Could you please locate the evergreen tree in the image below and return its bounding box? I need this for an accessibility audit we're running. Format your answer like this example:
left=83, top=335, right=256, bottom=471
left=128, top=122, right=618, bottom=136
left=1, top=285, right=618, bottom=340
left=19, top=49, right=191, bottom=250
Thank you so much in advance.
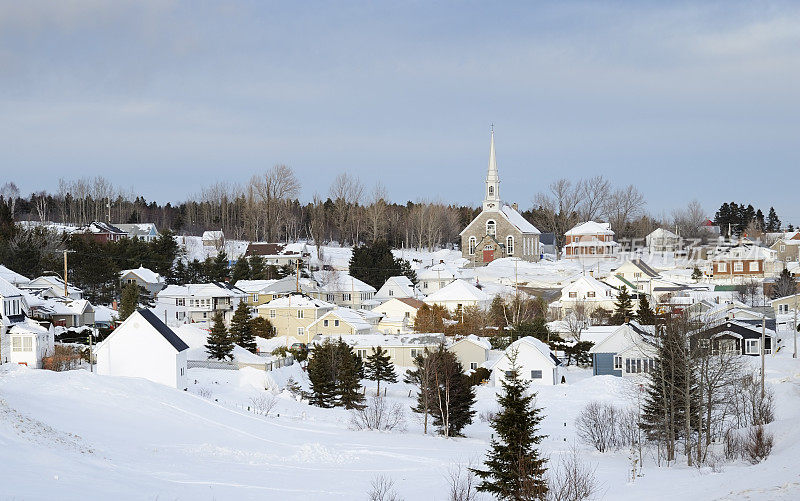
left=118, top=282, right=139, bottom=321
left=229, top=301, right=256, bottom=352
left=187, top=259, right=205, bottom=282
left=511, top=318, right=550, bottom=344
left=336, top=338, right=365, bottom=410
left=150, top=229, right=179, bottom=278
left=306, top=338, right=338, bottom=407
left=205, top=311, right=234, bottom=361
left=364, top=346, right=398, bottom=395
left=766, top=207, right=781, bottom=232
left=636, top=295, right=656, bottom=325
left=428, top=345, right=476, bottom=437
left=405, top=349, right=435, bottom=434
left=473, top=349, right=548, bottom=499
left=249, top=256, right=267, bottom=280
left=230, top=257, right=251, bottom=284
left=611, top=285, right=634, bottom=324
left=170, top=260, right=187, bottom=285
left=205, top=251, right=228, bottom=282
left=249, top=315, right=274, bottom=339
left=691, top=266, right=702, bottom=281
left=349, top=239, right=414, bottom=289
left=772, top=267, right=797, bottom=299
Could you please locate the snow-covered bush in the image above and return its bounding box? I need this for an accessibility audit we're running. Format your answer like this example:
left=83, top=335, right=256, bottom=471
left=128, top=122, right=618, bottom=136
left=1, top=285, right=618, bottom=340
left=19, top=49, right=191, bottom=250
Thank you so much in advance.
left=350, top=395, right=406, bottom=432
left=444, top=463, right=478, bottom=501
left=743, top=425, right=774, bottom=464
left=546, top=446, right=597, bottom=501
left=249, top=394, right=278, bottom=416
left=367, top=475, right=402, bottom=501
left=575, top=401, right=620, bottom=452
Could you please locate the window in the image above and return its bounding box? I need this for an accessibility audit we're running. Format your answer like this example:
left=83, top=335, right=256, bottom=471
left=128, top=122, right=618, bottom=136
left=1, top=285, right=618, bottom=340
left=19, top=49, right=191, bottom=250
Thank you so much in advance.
left=181, top=368, right=185, bottom=376
left=745, top=339, right=760, bottom=355
left=717, top=262, right=727, bottom=272
left=569, top=292, right=577, bottom=298
left=734, top=262, right=744, bottom=272
left=297, top=310, right=304, bottom=319
left=404, top=311, right=410, bottom=318
left=326, top=294, right=335, bottom=302
left=634, top=272, right=642, bottom=279
left=356, top=349, right=368, bottom=358
left=749, top=261, right=760, bottom=272
left=488, top=185, right=494, bottom=197
left=780, top=245, right=786, bottom=252
left=423, top=282, right=428, bottom=289
left=613, top=356, right=622, bottom=370
left=252, top=294, right=259, bottom=302
left=389, top=289, right=394, bottom=296
left=334, top=320, right=339, bottom=327
left=506, top=236, right=514, bottom=255
left=486, top=220, right=496, bottom=237
left=342, top=293, right=352, bottom=302
left=700, top=338, right=710, bottom=349
left=470, top=362, right=478, bottom=370
left=126, top=278, right=136, bottom=284
left=176, top=298, right=185, bottom=306
left=12, top=337, right=21, bottom=352
left=530, top=370, right=543, bottom=379
left=587, top=291, right=596, bottom=298
left=468, top=236, right=476, bottom=255
left=410, top=349, right=420, bottom=359
left=505, top=371, right=514, bottom=378
left=297, top=327, right=305, bottom=336
left=269, top=309, right=276, bottom=318
left=323, top=320, right=329, bottom=327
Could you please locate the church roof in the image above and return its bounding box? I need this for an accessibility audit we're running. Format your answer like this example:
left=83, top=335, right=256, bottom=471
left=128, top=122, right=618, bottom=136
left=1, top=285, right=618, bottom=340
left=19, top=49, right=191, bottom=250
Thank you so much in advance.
left=500, top=204, right=540, bottom=234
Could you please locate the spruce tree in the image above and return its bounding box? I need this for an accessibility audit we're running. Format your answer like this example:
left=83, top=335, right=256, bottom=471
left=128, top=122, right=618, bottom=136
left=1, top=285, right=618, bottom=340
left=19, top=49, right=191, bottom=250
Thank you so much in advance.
left=364, top=346, right=398, bottom=396
left=118, top=282, right=139, bottom=321
left=306, top=338, right=338, bottom=407
left=405, top=349, right=435, bottom=434
left=336, top=339, right=366, bottom=410
left=636, top=295, right=656, bottom=325
left=229, top=301, right=257, bottom=352
left=230, top=257, right=251, bottom=284
left=766, top=207, right=781, bottom=232
left=249, top=315, right=274, bottom=339
left=428, top=345, right=476, bottom=437
left=249, top=256, right=267, bottom=280
left=473, top=349, right=548, bottom=499
left=691, top=267, right=702, bottom=281
left=205, top=311, right=234, bottom=361
left=611, top=285, right=634, bottom=324
left=772, top=267, right=797, bottom=299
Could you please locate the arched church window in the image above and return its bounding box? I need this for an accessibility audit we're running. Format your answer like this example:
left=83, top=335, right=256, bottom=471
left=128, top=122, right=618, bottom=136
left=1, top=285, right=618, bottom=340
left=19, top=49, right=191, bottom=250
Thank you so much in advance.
left=486, top=220, right=496, bottom=237
left=468, top=236, right=476, bottom=255
left=488, top=186, right=494, bottom=197
left=506, top=236, right=514, bottom=255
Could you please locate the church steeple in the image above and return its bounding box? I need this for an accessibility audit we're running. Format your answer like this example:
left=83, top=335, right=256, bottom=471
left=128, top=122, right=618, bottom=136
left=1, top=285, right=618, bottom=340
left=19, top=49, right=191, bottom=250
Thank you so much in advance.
left=483, top=125, right=500, bottom=211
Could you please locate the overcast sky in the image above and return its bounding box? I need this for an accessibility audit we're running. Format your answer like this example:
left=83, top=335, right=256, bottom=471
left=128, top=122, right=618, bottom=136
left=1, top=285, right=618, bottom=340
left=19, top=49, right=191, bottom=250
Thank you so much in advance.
left=1, top=1, right=799, bottom=223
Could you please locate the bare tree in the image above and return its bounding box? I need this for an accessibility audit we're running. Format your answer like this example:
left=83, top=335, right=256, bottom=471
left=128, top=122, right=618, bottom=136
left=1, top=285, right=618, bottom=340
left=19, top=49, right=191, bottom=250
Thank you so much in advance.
left=308, top=193, right=327, bottom=258
left=329, top=172, right=364, bottom=245
left=251, top=164, right=301, bottom=241
left=546, top=446, right=597, bottom=501
left=367, top=475, right=403, bottom=501
left=603, top=185, right=645, bottom=236
left=349, top=395, right=407, bottom=431
left=577, top=175, right=610, bottom=221
left=445, top=462, right=479, bottom=501
left=534, top=179, right=581, bottom=251
left=365, top=182, right=388, bottom=243
left=0, top=182, right=20, bottom=218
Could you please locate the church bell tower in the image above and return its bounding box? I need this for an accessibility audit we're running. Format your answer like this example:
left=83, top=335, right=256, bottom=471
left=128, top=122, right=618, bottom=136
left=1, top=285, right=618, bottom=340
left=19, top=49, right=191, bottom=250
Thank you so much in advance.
left=483, top=126, right=500, bottom=212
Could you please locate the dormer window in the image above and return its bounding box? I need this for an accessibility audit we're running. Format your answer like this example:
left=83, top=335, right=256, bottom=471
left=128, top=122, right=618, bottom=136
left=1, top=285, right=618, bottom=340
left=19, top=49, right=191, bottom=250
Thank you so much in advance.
left=487, top=220, right=496, bottom=237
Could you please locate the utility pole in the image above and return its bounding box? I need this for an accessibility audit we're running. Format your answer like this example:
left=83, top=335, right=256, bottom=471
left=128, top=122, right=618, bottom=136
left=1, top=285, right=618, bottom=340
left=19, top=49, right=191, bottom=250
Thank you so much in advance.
left=88, top=331, right=93, bottom=373
left=514, top=257, right=519, bottom=300
left=794, top=293, right=798, bottom=359
left=63, top=250, right=68, bottom=298
left=295, top=259, right=300, bottom=293
left=761, top=315, right=766, bottom=399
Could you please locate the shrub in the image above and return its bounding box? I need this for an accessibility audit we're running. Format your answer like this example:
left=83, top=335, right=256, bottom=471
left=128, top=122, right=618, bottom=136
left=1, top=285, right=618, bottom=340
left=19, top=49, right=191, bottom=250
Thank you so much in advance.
left=445, top=463, right=478, bottom=501
left=249, top=394, right=278, bottom=416
left=468, top=367, right=491, bottom=386
left=43, top=344, right=82, bottom=372
left=575, top=401, right=620, bottom=452
left=547, top=446, right=597, bottom=501
left=743, top=425, right=774, bottom=464
left=350, top=395, right=407, bottom=432
left=367, top=475, right=402, bottom=501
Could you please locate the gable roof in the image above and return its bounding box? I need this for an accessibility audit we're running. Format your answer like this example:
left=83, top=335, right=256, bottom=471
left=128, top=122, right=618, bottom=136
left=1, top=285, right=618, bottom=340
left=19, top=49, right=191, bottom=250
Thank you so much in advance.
left=137, top=309, right=190, bottom=351
left=561, top=275, right=614, bottom=296
left=0, top=276, right=23, bottom=298
left=699, top=320, right=775, bottom=340
left=490, top=336, right=559, bottom=369
left=459, top=204, right=540, bottom=236
left=313, top=271, right=377, bottom=293
left=647, top=227, right=680, bottom=240
left=309, top=308, right=373, bottom=332
left=0, top=265, right=30, bottom=285
left=397, top=297, right=426, bottom=309
left=425, top=279, right=489, bottom=303
left=120, top=266, right=163, bottom=284
left=565, top=221, right=614, bottom=236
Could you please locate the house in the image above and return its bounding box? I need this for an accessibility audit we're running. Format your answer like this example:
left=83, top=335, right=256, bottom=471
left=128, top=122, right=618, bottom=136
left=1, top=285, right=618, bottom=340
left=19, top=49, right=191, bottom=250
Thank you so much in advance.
left=311, top=271, right=376, bottom=309
left=116, top=223, right=159, bottom=242
left=307, top=308, right=375, bottom=336
left=1, top=277, right=29, bottom=363
left=372, top=297, right=426, bottom=334
left=448, top=335, right=491, bottom=372
left=259, top=275, right=319, bottom=303
left=459, top=129, right=541, bottom=265
left=156, top=282, right=246, bottom=326
left=691, top=320, right=775, bottom=357
left=770, top=293, right=800, bottom=317
left=611, top=259, right=660, bottom=291
left=424, top=279, right=490, bottom=312
left=770, top=237, right=800, bottom=262
left=49, top=299, right=95, bottom=328
left=645, top=228, right=681, bottom=253
left=75, top=221, right=128, bottom=243
left=316, top=332, right=445, bottom=368
left=0, top=265, right=30, bottom=287
left=417, top=263, right=466, bottom=294
left=489, top=337, right=561, bottom=386
left=256, top=293, right=337, bottom=345
left=120, top=266, right=165, bottom=297
left=589, top=321, right=657, bottom=378
left=374, top=276, right=422, bottom=301
left=4, top=319, right=54, bottom=368
left=711, top=244, right=777, bottom=278
left=233, top=279, right=279, bottom=311
left=202, top=230, right=225, bottom=249
left=243, top=242, right=310, bottom=267
left=21, top=275, right=83, bottom=300
left=554, top=275, right=616, bottom=319
left=563, top=221, right=619, bottom=258
left=95, top=309, right=189, bottom=389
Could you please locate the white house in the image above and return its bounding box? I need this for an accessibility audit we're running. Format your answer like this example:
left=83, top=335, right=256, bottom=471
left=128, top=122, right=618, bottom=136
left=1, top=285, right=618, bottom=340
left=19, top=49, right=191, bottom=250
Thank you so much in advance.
left=95, top=309, right=189, bottom=389
left=646, top=228, right=681, bottom=253
left=588, top=321, right=657, bottom=378
left=489, top=336, right=561, bottom=386
left=21, top=275, right=83, bottom=300
left=374, top=276, right=422, bottom=301
left=120, top=266, right=165, bottom=297
left=424, top=279, right=490, bottom=312
left=156, top=282, right=246, bottom=326
left=311, top=271, right=377, bottom=309
left=372, top=297, right=426, bottom=334
left=555, top=275, right=616, bottom=319
left=6, top=319, right=54, bottom=368
left=448, top=335, right=491, bottom=372
left=116, top=223, right=159, bottom=242
left=417, top=263, right=471, bottom=294
left=202, top=230, right=225, bottom=249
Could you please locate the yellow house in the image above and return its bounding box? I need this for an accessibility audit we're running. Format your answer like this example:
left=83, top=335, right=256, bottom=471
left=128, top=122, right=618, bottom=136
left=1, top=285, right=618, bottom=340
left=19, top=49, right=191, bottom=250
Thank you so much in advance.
left=448, top=335, right=492, bottom=372
left=371, top=297, right=425, bottom=334
left=234, top=279, right=279, bottom=310
left=256, top=293, right=336, bottom=345
left=308, top=308, right=375, bottom=336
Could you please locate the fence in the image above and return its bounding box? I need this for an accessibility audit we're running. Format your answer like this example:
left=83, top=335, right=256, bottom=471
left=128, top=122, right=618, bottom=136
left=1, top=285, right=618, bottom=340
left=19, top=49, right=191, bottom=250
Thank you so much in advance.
left=187, top=355, right=294, bottom=372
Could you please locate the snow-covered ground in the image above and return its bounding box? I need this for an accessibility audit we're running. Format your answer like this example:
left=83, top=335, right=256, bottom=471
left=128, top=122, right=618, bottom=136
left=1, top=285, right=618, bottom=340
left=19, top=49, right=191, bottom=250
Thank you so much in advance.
left=2, top=335, right=800, bottom=499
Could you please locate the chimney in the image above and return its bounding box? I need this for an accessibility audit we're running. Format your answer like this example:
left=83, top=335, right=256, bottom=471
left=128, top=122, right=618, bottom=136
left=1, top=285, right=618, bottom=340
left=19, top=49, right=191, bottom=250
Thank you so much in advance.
left=512, top=202, right=518, bottom=211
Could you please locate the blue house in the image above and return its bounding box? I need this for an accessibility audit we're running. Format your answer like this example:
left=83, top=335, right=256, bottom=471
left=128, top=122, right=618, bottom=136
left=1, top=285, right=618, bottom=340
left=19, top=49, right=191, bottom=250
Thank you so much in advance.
left=589, top=321, right=657, bottom=378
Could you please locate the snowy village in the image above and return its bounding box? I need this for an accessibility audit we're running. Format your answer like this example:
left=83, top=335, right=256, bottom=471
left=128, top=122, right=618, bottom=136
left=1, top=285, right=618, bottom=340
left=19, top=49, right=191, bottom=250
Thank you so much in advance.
left=2, top=2, right=800, bottom=500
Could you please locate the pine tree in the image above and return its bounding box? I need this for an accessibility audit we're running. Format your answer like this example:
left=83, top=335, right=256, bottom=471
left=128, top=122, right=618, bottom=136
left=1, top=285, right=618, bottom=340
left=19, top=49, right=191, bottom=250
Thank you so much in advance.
left=364, top=346, right=398, bottom=395
left=170, top=260, right=187, bottom=285
left=249, top=315, right=274, bottom=339
left=230, top=257, right=251, bottom=284
left=428, top=345, right=476, bottom=437
left=691, top=267, right=702, bottom=281
left=405, top=349, right=435, bottom=434
left=249, top=256, right=267, bottom=280
left=636, top=295, right=656, bottom=325
left=205, top=311, right=234, bottom=361
left=229, top=301, right=256, bottom=352
left=473, top=349, right=548, bottom=499
left=336, top=339, right=366, bottom=410
left=611, top=285, right=634, bottom=324
left=766, top=207, right=781, bottom=232
left=306, top=338, right=338, bottom=407
left=772, top=267, right=797, bottom=299
left=118, top=282, right=139, bottom=321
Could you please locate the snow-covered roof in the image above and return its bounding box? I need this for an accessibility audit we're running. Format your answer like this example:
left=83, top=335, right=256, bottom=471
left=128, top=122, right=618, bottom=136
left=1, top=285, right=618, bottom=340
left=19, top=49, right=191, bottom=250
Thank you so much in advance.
left=116, top=223, right=158, bottom=237
left=490, top=336, right=559, bottom=368
left=647, top=228, right=680, bottom=240
left=565, top=221, right=614, bottom=236
left=0, top=276, right=23, bottom=298
left=202, top=230, right=224, bottom=240
left=500, top=205, right=540, bottom=234
left=314, top=332, right=444, bottom=348
left=714, top=244, right=776, bottom=261
left=561, top=275, right=614, bottom=296
left=417, top=262, right=465, bottom=280
left=120, top=266, right=163, bottom=284
left=313, top=271, right=376, bottom=293
left=0, top=265, right=29, bottom=285
left=234, top=279, right=279, bottom=293
left=425, top=279, right=489, bottom=303
left=158, top=283, right=244, bottom=298
left=9, top=318, right=49, bottom=336
left=50, top=299, right=92, bottom=316
left=258, top=293, right=336, bottom=310
left=449, top=334, right=492, bottom=351
left=310, top=308, right=374, bottom=332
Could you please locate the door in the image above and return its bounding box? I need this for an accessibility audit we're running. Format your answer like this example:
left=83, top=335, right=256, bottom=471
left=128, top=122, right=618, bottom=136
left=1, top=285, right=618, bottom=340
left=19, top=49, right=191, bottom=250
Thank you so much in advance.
left=483, top=245, right=495, bottom=263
